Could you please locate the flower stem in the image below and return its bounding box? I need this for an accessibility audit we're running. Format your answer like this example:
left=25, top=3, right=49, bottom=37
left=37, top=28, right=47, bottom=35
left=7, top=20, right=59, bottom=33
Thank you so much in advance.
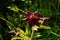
left=30, top=27, right=34, bottom=40
left=19, top=9, right=25, bottom=13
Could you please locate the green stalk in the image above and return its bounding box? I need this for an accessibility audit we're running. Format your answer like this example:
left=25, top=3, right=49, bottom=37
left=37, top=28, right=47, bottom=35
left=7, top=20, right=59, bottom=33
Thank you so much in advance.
left=19, top=9, right=25, bottom=13
left=25, top=23, right=29, bottom=35
left=0, top=34, right=3, bottom=40
left=50, top=30, right=60, bottom=37
left=30, top=27, right=34, bottom=40
left=0, top=17, right=16, bottom=30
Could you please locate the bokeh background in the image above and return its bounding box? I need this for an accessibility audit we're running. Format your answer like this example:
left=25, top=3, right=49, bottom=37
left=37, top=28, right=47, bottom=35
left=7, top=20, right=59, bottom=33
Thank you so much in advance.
left=0, top=0, right=60, bottom=40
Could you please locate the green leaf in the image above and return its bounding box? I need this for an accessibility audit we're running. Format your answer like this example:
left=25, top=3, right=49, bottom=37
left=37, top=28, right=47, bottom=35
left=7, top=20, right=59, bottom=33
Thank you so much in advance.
left=33, top=25, right=39, bottom=31
left=0, top=17, right=16, bottom=29
left=19, top=29, right=26, bottom=35
left=39, top=20, right=44, bottom=24
left=25, top=26, right=29, bottom=35
left=58, top=0, right=60, bottom=4
left=11, top=37, right=22, bottom=40
left=0, top=34, right=3, bottom=40
left=7, top=4, right=19, bottom=12
left=39, top=25, right=51, bottom=29
left=50, top=31, right=60, bottom=37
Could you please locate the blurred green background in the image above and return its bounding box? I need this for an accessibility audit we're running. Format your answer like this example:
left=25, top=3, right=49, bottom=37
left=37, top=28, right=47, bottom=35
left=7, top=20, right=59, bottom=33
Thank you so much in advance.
left=0, top=0, right=60, bottom=40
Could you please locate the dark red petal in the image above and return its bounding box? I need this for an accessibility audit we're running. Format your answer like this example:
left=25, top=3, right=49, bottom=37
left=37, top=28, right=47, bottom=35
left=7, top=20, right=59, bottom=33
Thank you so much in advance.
left=23, top=10, right=41, bottom=27
left=25, top=11, right=32, bottom=16
left=36, top=22, right=40, bottom=26
left=34, top=13, right=39, bottom=17
left=35, top=17, right=40, bottom=21
left=29, top=21, right=34, bottom=27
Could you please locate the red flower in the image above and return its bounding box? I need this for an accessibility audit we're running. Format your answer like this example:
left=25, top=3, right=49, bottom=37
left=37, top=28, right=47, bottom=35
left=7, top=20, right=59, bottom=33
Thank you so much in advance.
left=23, top=10, right=49, bottom=27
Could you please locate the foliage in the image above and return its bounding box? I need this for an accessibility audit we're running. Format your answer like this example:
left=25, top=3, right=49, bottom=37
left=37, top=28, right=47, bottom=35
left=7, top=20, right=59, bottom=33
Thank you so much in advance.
left=0, top=0, right=60, bottom=40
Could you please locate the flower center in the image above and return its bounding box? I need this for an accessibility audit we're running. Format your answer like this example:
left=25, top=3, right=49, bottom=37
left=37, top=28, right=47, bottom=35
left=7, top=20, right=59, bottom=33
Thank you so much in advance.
left=31, top=19, right=36, bottom=23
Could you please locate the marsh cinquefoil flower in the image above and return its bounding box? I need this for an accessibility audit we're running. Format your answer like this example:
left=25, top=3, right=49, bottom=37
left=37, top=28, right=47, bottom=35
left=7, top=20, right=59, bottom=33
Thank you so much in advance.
left=23, top=10, right=49, bottom=27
